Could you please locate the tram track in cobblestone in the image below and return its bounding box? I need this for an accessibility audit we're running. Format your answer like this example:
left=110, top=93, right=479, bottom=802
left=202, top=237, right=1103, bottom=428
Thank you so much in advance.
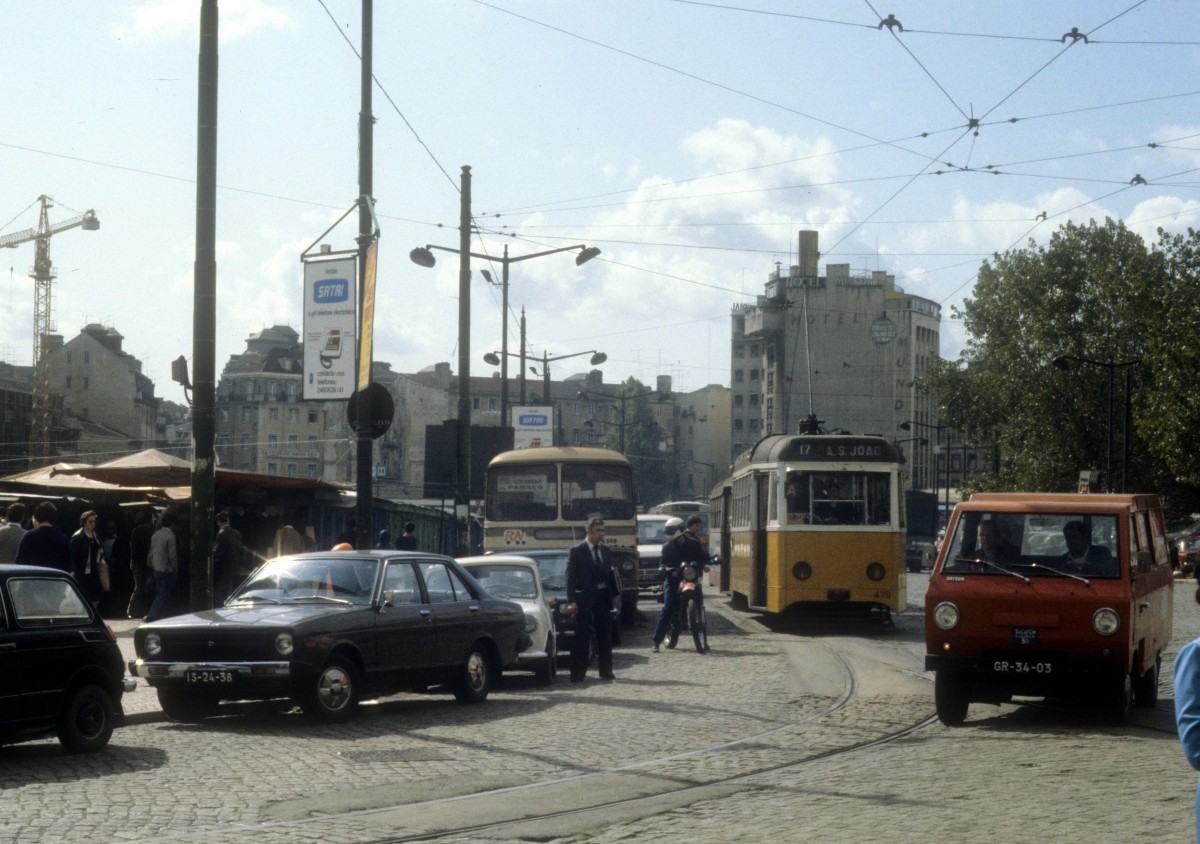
left=138, top=631, right=940, bottom=844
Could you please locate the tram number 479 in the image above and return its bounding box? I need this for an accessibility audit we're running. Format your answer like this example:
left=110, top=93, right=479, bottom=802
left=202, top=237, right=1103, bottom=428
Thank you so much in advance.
left=871, top=590, right=892, bottom=599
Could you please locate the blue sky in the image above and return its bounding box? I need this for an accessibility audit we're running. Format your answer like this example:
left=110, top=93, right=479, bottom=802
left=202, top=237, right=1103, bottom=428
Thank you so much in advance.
left=3, top=0, right=1198, bottom=402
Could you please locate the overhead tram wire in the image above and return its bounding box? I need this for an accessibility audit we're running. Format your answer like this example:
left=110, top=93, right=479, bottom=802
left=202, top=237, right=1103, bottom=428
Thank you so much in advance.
left=316, top=0, right=458, bottom=194
left=864, top=0, right=969, bottom=121
left=665, top=0, right=1196, bottom=45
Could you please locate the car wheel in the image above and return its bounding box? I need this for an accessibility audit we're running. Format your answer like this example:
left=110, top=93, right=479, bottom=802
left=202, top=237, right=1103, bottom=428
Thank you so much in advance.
left=535, top=633, right=556, bottom=685
left=56, top=683, right=115, bottom=753
left=453, top=645, right=493, bottom=704
left=934, top=672, right=969, bottom=727
left=302, top=655, right=360, bottom=723
left=158, top=688, right=219, bottom=723
left=1133, top=657, right=1160, bottom=708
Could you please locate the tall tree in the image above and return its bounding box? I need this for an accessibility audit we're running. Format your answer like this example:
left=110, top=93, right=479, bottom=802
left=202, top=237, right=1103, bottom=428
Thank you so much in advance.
left=602, top=377, right=671, bottom=507
left=926, top=218, right=1170, bottom=495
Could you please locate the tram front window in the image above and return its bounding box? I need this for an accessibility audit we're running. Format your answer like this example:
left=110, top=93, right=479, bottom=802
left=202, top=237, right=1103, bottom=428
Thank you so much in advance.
left=785, top=471, right=891, bottom=526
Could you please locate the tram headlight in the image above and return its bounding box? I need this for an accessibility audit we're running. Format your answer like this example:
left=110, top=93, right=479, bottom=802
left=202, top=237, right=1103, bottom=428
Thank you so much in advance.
left=933, top=601, right=960, bottom=630
left=792, top=561, right=812, bottom=580
left=866, top=562, right=886, bottom=581
left=1092, top=607, right=1121, bottom=636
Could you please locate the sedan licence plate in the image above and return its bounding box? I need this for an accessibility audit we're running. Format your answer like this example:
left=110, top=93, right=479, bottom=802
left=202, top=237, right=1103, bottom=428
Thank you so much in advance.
left=186, top=669, right=234, bottom=685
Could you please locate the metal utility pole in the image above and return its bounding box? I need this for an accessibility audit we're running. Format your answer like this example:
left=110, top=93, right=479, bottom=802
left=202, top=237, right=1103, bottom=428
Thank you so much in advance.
left=354, top=0, right=376, bottom=552
left=456, top=166, right=472, bottom=554
left=189, top=0, right=218, bottom=610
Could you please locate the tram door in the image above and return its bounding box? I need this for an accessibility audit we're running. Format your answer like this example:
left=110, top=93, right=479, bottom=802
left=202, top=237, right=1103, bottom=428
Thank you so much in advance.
left=753, top=472, right=770, bottom=607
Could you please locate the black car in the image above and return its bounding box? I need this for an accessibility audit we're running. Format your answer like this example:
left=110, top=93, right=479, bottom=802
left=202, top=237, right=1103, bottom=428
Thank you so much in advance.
left=0, top=564, right=135, bottom=753
left=129, top=551, right=530, bottom=723
left=516, top=549, right=622, bottom=649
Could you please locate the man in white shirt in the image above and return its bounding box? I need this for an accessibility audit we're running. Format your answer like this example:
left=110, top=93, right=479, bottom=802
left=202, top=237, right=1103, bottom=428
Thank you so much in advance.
left=146, top=512, right=179, bottom=621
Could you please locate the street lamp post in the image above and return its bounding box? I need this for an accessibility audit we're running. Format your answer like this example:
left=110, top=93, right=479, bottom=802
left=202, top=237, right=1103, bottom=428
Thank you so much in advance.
left=1053, top=355, right=1140, bottom=492
left=525, top=349, right=607, bottom=443
left=900, top=420, right=947, bottom=528
left=578, top=387, right=669, bottom=454
left=479, top=244, right=600, bottom=426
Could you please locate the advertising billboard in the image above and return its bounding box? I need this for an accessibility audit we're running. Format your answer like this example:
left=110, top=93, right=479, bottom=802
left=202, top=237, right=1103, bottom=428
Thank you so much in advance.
left=512, top=405, right=553, bottom=449
left=302, top=257, right=357, bottom=400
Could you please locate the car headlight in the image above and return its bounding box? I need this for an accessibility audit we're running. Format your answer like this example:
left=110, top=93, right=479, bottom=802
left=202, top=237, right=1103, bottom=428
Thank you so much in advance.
left=933, top=602, right=960, bottom=630
left=275, top=632, right=294, bottom=656
left=144, top=633, right=162, bottom=656
left=866, top=562, right=886, bottom=581
left=1092, top=608, right=1120, bottom=636
left=524, top=613, right=538, bottom=633
left=621, top=560, right=634, bottom=572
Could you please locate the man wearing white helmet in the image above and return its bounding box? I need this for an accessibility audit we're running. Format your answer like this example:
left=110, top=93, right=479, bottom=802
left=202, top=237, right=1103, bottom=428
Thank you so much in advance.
left=651, top=518, right=688, bottom=652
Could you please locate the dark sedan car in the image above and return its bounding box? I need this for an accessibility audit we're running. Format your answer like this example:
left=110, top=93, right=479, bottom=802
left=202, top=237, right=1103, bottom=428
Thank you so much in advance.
left=0, top=564, right=135, bottom=753
left=129, top=551, right=530, bottom=723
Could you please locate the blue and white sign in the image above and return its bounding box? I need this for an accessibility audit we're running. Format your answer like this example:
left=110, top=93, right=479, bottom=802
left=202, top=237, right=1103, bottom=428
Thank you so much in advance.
left=512, top=405, right=553, bottom=449
left=303, top=257, right=357, bottom=400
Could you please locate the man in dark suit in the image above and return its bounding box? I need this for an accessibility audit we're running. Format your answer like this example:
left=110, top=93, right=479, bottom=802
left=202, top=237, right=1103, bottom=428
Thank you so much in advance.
left=1057, top=520, right=1116, bottom=576
left=566, top=516, right=620, bottom=682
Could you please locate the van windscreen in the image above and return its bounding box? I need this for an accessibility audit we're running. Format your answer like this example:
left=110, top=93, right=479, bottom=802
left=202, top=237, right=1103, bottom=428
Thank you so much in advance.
left=943, top=512, right=1119, bottom=578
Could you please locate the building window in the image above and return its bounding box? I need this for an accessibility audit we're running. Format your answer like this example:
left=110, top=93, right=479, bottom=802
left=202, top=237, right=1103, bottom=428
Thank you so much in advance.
left=488, top=398, right=497, bottom=411
left=67, top=352, right=72, bottom=364
left=749, top=369, right=760, bottom=381
left=287, top=435, right=298, bottom=447
left=242, top=407, right=252, bottom=421
left=308, top=463, right=318, bottom=478
left=734, top=419, right=743, bottom=431
left=733, top=394, right=743, bottom=407
left=268, top=434, right=278, bottom=449
left=734, top=370, right=744, bottom=383
left=83, top=352, right=90, bottom=364
left=267, top=463, right=278, bottom=474
left=472, top=397, right=481, bottom=411
left=287, top=463, right=298, bottom=477
left=750, top=394, right=760, bottom=406
left=220, top=409, right=230, bottom=422
left=65, top=376, right=72, bottom=388
left=82, top=377, right=89, bottom=390
left=269, top=407, right=279, bottom=421
left=308, top=409, right=318, bottom=424
left=287, top=408, right=299, bottom=423
left=241, top=434, right=249, bottom=449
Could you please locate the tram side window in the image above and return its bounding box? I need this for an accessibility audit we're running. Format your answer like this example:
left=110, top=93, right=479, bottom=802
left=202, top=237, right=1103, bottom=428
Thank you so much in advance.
left=486, top=466, right=557, bottom=521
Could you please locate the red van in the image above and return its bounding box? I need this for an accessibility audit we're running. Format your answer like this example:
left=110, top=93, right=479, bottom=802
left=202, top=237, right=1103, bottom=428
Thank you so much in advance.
left=924, top=493, right=1173, bottom=725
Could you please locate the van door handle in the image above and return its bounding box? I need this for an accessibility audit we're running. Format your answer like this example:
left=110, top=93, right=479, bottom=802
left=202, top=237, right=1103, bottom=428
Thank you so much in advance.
left=1139, top=601, right=1150, bottom=611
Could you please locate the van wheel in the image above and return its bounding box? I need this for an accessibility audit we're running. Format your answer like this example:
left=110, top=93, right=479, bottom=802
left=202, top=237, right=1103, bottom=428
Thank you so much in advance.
left=1134, top=657, right=1160, bottom=708
left=1105, top=672, right=1133, bottom=724
left=934, top=672, right=969, bottom=727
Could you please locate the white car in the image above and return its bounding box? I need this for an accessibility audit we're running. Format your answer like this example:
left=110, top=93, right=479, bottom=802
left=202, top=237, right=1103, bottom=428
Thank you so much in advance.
left=457, top=555, right=557, bottom=684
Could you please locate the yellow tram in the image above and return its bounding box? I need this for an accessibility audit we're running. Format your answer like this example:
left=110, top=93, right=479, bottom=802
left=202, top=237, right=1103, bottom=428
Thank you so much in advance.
left=712, top=432, right=907, bottom=617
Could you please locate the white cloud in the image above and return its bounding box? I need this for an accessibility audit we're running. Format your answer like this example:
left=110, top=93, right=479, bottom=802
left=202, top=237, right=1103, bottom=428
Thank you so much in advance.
left=114, top=0, right=291, bottom=43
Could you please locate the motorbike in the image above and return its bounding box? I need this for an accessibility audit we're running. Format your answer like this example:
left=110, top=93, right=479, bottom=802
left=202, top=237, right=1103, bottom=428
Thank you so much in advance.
left=666, top=563, right=709, bottom=653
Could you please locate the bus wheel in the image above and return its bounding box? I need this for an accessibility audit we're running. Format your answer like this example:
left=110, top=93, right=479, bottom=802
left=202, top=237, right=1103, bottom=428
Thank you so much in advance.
left=934, top=672, right=969, bottom=727
left=1133, top=657, right=1160, bottom=708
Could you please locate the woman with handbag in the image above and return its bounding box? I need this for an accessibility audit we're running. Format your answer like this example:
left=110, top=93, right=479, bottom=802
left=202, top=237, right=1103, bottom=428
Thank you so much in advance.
left=69, top=509, right=109, bottom=610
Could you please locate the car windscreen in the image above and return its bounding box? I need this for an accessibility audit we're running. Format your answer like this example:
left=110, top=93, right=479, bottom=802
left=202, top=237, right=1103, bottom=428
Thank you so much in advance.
left=466, top=564, right=538, bottom=599
left=942, top=512, right=1120, bottom=578
left=231, top=557, right=380, bottom=605
left=528, top=553, right=569, bottom=592
left=638, top=520, right=669, bottom=544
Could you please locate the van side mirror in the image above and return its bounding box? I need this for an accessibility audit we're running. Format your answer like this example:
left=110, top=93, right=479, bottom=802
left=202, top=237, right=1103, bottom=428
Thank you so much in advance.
left=381, top=590, right=396, bottom=608
left=1135, top=550, right=1154, bottom=574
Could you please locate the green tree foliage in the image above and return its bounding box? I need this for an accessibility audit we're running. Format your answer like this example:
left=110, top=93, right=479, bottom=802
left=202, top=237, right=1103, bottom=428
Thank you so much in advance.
left=600, top=377, right=672, bottom=506
left=925, top=218, right=1200, bottom=507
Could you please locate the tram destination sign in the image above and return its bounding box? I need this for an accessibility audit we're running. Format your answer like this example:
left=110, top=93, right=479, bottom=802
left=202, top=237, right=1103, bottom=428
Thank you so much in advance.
left=778, top=437, right=895, bottom=462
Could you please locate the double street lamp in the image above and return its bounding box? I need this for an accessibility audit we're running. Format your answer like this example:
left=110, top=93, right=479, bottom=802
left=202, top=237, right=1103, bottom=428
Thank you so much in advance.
left=578, top=386, right=669, bottom=453
left=415, top=242, right=601, bottom=428
left=1052, top=355, right=1140, bottom=492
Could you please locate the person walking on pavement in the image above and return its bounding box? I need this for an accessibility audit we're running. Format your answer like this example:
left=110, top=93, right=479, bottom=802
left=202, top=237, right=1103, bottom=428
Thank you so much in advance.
left=651, top=518, right=688, bottom=652
left=565, top=516, right=620, bottom=683
left=395, top=522, right=418, bottom=551
left=15, top=501, right=71, bottom=571
left=69, top=510, right=107, bottom=610
left=1177, top=572, right=1200, bottom=843
left=212, top=512, right=247, bottom=605
left=146, top=512, right=179, bottom=621
left=0, top=502, right=27, bottom=563
left=127, top=510, right=154, bottom=619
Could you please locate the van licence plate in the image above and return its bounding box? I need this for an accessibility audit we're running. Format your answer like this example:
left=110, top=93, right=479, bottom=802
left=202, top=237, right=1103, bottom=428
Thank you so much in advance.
left=993, top=659, right=1053, bottom=675
left=1012, top=627, right=1039, bottom=646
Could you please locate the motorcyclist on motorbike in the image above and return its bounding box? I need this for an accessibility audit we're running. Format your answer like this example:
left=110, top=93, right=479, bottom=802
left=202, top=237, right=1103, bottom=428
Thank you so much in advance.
left=651, top=518, right=687, bottom=652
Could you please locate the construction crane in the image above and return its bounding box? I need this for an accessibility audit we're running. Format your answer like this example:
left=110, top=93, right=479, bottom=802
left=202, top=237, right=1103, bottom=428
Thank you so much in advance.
left=0, top=195, right=100, bottom=462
